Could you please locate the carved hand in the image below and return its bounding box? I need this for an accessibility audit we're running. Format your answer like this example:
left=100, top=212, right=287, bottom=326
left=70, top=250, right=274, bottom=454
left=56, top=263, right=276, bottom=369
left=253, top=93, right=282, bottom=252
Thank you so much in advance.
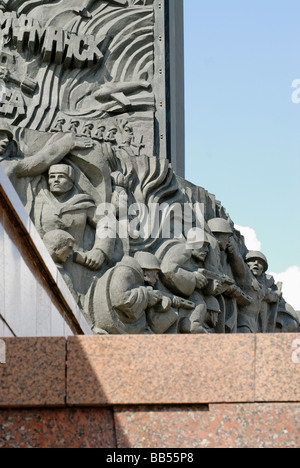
left=212, top=280, right=223, bottom=296
left=195, top=272, right=209, bottom=290
left=223, top=284, right=239, bottom=297
left=71, top=136, right=95, bottom=151
left=147, top=289, right=163, bottom=307
left=210, top=311, right=219, bottom=328
left=226, top=239, right=235, bottom=255
left=83, top=249, right=106, bottom=271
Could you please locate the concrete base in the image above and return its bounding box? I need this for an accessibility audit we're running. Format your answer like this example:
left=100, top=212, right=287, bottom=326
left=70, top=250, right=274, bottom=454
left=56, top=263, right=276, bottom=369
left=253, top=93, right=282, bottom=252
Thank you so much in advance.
left=0, top=335, right=300, bottom=448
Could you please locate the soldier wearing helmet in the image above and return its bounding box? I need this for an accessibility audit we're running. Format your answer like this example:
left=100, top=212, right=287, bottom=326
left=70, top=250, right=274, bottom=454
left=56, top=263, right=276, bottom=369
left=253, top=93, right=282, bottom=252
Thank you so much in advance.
left=135, top=251, right=162, bottom=288
left=244, top=253, right=295, bottom=333
left=245, top=251, right=268, bottom=278
left=186, top=227, right=211, bottom=263
left=276, top=302, right=300, bottom=333
left=134, top=251, right=179, bottom=334
left=157, top=228, right=226, bottom=334
left=207, top=218, right=233, bottom=252
left=92, top=254, right=173, bottom=335
left=227, top=241, right=280, bottom=333
left=207, top=218, right=241, bottom=333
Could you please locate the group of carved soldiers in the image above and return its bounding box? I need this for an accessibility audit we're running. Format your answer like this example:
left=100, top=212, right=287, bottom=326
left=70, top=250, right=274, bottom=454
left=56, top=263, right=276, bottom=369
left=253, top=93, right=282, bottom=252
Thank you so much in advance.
left=0, top=122, right=298, bottom=335
left=91, top=218, right=299, bottom=335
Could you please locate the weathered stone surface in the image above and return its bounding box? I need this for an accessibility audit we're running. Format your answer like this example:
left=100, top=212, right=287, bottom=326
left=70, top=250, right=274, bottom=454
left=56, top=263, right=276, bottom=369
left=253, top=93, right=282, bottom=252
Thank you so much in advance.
left=0, top=0, right=297, bottom=337
left=0, top=164, right=93, bottom=337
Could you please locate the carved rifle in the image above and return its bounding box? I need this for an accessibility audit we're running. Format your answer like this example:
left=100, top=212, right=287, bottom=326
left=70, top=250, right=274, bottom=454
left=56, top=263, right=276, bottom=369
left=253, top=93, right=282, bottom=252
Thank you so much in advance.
left=170, top=296, right=195, bottom=311
left=197, top=268, right=235, bottom=286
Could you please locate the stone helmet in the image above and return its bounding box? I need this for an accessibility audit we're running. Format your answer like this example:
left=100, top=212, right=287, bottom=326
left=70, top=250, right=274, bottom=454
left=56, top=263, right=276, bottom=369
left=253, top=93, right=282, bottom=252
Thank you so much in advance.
left=186, top=228, right=210, bottom=249
left=134, top=252, right=161, bottom=271
left=245, top=251, right=269, bottom=272
left=83, top=122, right=94, bottom=129
left=207, top=218, right=233, bottom=235
left=206, top=296, right=221, bottom=313
left=0, top=121, right=14, bottom=141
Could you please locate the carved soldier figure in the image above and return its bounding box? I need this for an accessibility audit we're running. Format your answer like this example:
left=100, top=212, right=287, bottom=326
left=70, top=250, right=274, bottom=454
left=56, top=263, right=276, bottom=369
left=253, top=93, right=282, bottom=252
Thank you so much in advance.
left=227, top=245, right=280, bottom=333
left=0, top=122, right=94, bottom=211
left=82, top=123, right=94, bottom=138
left=245, top=251, right=280, bottom=332
left=134, top=251, right=179, bottom=334
left=276, top=302, right=300, bottom=333
left=92, top=254, right=165, bottom=335
left=43, top=229, right=80, bottom=305
left=159, top=228, right=223, bottom=334
left=67, top=120, right=80, bottom=135
left=119, top=121, right=145, bottom=157
left=43, top=229, right=75, bottom=265
left=51, top=118, right=66, bottom=133
left=94, top=125, right=106, bottom=142
left=121, top=122, right=135, bottom=146
left=207, top=218, right=242, bottom=333
left=34, top=163, right=113, bottom=273
left=105, top=126, right=118, bottom=145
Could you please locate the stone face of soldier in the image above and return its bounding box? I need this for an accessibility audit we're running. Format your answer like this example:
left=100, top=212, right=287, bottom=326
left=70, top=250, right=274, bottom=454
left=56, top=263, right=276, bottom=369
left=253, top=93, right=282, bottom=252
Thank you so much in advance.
left=48, top=171, right=74, bottom=197
left=95, top=126, right=105, bottom=139
left=143, top=269, right=160, bottom=287
left=213, top=232, right=232, bottom=251
left=0, top=130, right=11, bottom=155
left=247, top=258, right=265, bottom=278
left=106, top=127, right=118, bottom=144
left=54, top=239, right=74, bottom=263
left=122, top=125, right=134, bottom=144
left=192, top=243, right=210, bottom=263
left=43, top=230, right=75, bottom=264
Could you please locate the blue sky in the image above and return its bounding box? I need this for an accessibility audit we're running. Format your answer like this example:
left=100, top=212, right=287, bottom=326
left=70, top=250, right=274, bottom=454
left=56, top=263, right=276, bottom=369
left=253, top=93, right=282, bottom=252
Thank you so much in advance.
left=183, top=0, right=300, bottom=275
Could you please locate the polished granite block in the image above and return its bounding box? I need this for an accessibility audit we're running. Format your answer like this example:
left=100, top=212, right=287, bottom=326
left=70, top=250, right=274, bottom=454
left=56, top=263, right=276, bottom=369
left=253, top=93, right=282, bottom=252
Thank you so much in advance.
left=0, top=338, right=66, bottom=407
left=67, top=335, right=256, bottom=406
left=114, top=403, right=300, bottom=449
left=255, top=334, right=300, bottom=402
left=0, top=408, right=116, bottom=448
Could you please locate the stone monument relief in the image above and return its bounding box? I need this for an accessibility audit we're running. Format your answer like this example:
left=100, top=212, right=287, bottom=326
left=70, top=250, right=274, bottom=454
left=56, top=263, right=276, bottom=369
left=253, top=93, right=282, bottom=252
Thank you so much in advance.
left=0, top=0, right=298, bottom=335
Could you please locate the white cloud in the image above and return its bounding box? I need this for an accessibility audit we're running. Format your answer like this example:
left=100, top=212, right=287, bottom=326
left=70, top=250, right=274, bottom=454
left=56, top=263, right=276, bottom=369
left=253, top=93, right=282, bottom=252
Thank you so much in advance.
left=270, top=267, right=300, bottom=311
left=234, top=225, right=262, bottom=251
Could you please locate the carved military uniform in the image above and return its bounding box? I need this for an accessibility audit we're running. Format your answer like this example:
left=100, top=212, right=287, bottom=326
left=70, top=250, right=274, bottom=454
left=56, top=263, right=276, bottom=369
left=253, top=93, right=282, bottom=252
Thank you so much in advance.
left=228, top=244, right=279, bottom=333
left=91, top=256, right=151, bottom=335
left=159, top=241, right=221, bottom=334
left=34, top=188, right=98, bottom=250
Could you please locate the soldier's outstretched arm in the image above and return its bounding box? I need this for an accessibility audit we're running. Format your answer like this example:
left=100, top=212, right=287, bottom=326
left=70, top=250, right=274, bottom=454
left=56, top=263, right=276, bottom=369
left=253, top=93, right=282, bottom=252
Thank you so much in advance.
left=227, top=238, right=252, bottom=286
left=83, top=208, right=116, bottom=271
left=14, top=134, right=94, bottom=178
